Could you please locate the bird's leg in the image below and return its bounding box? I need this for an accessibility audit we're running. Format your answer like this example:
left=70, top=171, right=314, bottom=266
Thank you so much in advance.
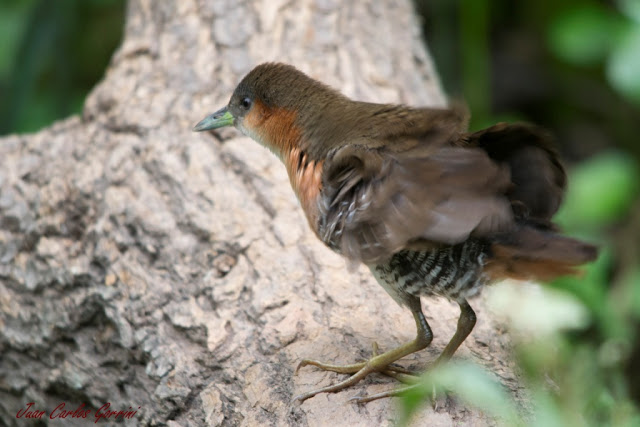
left=434, top=299, right=476, bottom=365
left=370, top=341, right=417, bottom=377
left=294, top=297, right=432, bottom=402
left=350, top=300, right=477, bottom=404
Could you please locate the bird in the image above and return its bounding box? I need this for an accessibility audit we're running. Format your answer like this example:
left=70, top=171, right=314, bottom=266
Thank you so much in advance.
left=193, top=62, right=598, bottom=403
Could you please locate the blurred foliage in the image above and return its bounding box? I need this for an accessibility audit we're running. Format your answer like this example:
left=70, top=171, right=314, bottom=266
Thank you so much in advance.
left=399, top=361, right=521, bottom=425
left=555, top=152, right=639, bottom=229
left=0, top=0, right=124, bottom=135
left=407, top=0, right=640, bottom=425
left=416, top=0, right=640, bottom=163
left=550, top=1, right=640, bottom=106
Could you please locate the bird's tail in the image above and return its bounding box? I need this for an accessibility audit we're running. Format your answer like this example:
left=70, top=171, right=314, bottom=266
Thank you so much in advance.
left=484, top=226, right=598, bottom=282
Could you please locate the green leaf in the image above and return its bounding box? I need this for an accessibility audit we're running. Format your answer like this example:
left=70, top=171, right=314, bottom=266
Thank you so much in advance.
left=619, top=0, right=640, bottom=23
left=549, top=5, right=624, bottom=66
left=530, top=389, right=565, bottom=427
left=399, top=362, right=520, bottom=425
left=555, top=152, right=640, bottom=230
left=397, top=380, right=436, bottom=426
left=607, top=24, right=640, bottom=105
left=433, top=363, right=520, bottom=423
left=552, top=249, right=632, bottom=341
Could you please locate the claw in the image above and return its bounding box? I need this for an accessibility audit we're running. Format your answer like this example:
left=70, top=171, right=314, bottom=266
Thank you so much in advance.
left=431, top=384, right=439, bottom=410
left=371, top=341, right=380, bottom=356
left=295, top=359, right=315, bottom=374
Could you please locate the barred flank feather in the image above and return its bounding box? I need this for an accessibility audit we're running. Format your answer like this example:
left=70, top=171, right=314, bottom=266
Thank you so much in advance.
left=372, top=240, right=490, bottom=304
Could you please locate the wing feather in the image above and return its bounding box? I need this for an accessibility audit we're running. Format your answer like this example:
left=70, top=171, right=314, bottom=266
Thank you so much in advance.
left=318, top=143, right=514, bottom=264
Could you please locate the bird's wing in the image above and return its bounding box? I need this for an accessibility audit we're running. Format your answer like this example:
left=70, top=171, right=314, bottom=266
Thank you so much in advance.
left=318, top=141, right=515, bottom=264
left=463, top=123, right=566, bottom=224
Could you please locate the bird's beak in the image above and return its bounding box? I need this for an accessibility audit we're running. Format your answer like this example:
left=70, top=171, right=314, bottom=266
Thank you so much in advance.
left=193, top=107, right=234, bottom=131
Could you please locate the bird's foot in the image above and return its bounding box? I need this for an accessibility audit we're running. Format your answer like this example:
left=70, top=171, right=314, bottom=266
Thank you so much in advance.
left=351, top=359, right=454, bottom=408
left=295, top=342, right=414, bottom=375
left=293, top=342, right=420, bottom=403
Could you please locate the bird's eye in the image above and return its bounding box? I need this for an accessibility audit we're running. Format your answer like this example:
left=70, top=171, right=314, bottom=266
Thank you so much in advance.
left=241, top=97, right=252, bottom=109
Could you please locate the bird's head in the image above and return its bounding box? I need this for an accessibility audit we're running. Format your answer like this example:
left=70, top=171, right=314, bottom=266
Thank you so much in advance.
left=194, top=62, right=346, bottom=159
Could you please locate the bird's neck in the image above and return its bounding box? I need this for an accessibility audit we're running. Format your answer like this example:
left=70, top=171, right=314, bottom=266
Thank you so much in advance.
left=237, top=99, right=323, bottom=228
left=238, top=99, right=303, bottom=161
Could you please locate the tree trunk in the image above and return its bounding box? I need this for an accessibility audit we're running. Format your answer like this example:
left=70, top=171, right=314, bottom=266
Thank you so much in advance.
left=0, top=0, right=523, bottom=425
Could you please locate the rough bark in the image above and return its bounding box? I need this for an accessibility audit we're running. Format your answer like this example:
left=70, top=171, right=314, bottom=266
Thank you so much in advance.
left=0, top=0, right=524, bottom=425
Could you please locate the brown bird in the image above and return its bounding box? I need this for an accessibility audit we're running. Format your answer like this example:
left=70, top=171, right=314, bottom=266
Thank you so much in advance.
left=194, top=63, right=598, bottom=403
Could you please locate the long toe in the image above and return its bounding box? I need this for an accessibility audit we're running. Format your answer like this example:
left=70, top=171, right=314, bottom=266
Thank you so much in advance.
left=348, top=384, right=415, bottom=404
left=294, top=363, right=378, bottom=402
left=380, top=369, right=420, bottom=384
left=295, top=358, right=367, bottom=375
